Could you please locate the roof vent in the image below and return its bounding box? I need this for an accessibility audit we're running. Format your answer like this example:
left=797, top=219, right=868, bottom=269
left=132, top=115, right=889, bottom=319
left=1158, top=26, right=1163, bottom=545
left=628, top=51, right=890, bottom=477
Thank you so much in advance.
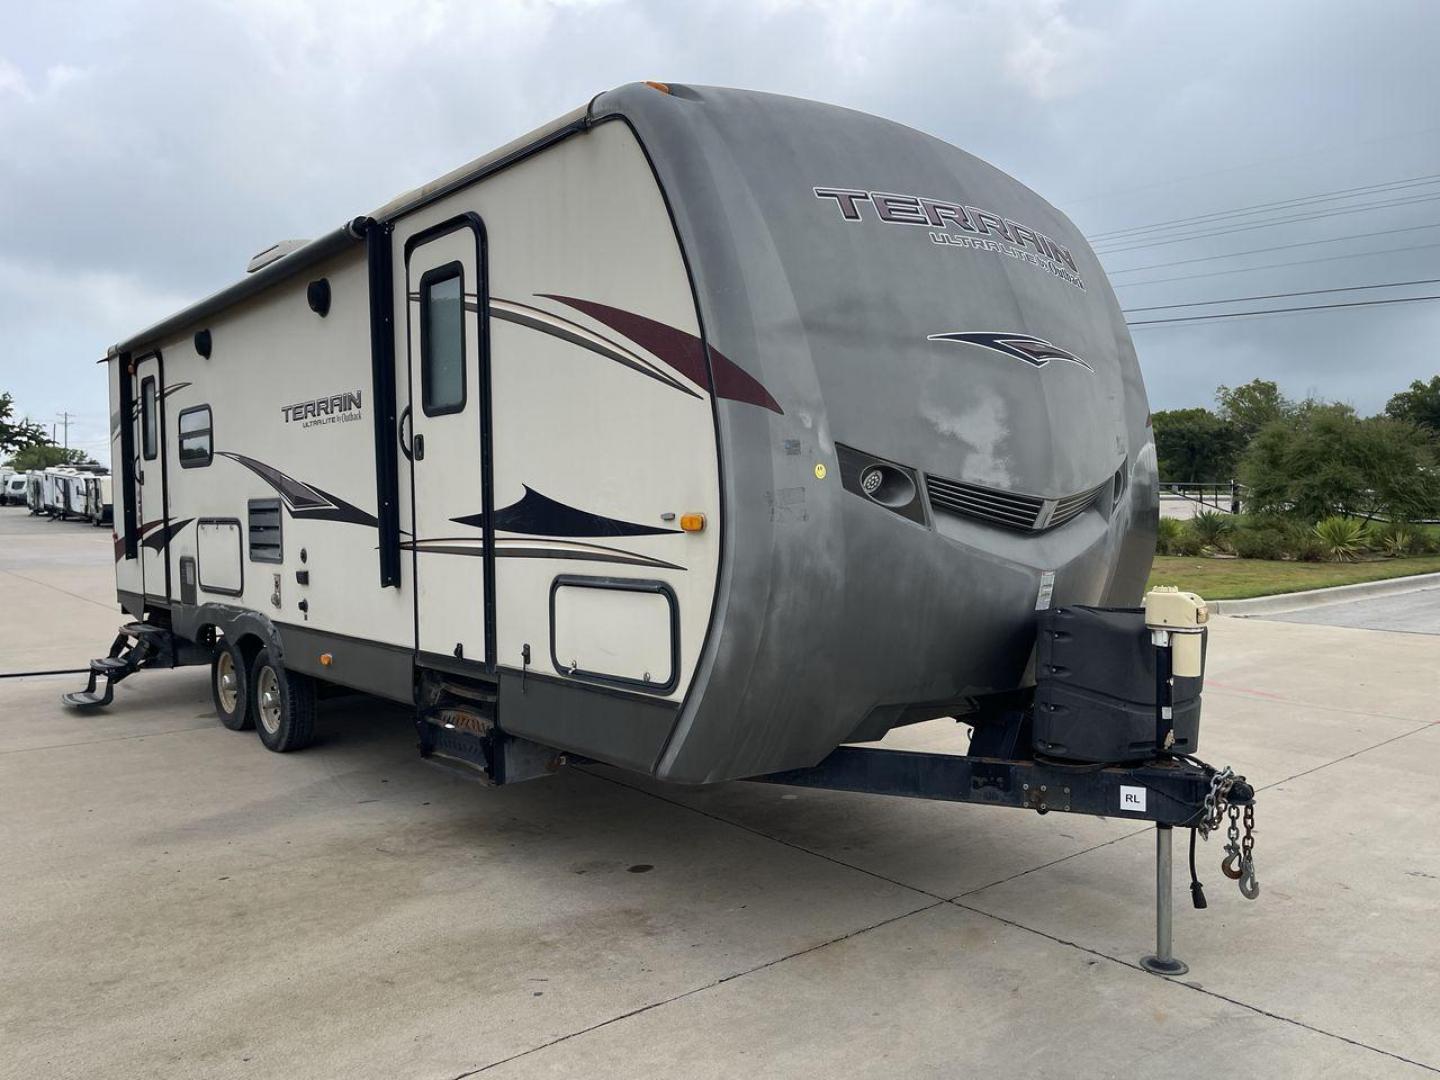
left=246, top=239, right=310, bottom=274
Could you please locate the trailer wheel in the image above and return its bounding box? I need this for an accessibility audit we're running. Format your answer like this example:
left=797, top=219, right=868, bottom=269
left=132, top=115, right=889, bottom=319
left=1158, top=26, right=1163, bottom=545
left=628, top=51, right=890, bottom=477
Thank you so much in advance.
left=251, top=648, right=317, bottom=753
left=211, top=640, right=253, bottom=731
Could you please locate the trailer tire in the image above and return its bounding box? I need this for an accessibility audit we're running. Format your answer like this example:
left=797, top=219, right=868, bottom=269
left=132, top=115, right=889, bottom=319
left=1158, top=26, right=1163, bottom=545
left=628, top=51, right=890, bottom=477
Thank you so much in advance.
left=251, top=648, right=317, bottom=753
left=211, top=640, right=253, bottom=730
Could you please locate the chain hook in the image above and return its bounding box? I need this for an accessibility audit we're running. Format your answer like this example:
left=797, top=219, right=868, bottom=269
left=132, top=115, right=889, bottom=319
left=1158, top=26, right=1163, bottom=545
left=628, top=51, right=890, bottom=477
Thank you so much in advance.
left=1238, top=858, right=1260, bottom=899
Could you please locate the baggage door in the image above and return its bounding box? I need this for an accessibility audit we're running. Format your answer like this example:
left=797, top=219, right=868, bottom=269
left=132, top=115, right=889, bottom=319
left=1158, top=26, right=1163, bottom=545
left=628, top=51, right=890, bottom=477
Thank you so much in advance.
left=133, top=353, right=169, bottom=602
left=401, top=217, right=494, bottom=669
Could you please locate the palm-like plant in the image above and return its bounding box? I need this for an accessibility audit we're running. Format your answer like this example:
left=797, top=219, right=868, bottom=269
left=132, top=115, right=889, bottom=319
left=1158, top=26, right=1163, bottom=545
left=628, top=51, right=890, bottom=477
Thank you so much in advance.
left=1190, top=510, right=1234, bottom=551
left=1313, top=516, right=1368, bottom=562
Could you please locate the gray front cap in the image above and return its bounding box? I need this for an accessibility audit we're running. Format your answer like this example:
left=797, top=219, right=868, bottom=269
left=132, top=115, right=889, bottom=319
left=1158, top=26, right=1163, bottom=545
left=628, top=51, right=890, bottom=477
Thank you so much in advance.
left=596, top=84, right=1157, bottom=783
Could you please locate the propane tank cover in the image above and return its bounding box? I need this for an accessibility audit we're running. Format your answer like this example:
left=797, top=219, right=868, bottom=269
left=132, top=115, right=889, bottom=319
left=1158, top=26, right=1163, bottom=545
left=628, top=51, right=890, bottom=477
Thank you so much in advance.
left=1143, top=586, right=1209, bottom=630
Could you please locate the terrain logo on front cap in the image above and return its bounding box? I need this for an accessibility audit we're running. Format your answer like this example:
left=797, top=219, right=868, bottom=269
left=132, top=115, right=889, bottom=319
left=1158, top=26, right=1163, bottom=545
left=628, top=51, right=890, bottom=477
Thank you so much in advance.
left=927, top=332, right=1094, bottom=373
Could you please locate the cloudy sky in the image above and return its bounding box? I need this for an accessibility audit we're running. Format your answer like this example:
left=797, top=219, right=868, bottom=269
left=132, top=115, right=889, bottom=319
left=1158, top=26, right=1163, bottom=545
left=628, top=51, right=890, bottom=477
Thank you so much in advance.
left=3, top=0, right=1438, bottom=464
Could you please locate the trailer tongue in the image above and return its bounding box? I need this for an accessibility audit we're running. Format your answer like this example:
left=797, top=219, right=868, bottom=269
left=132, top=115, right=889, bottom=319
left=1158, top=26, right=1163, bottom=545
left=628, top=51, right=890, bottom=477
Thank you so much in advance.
left=751, top=586, right=1260, bottom=976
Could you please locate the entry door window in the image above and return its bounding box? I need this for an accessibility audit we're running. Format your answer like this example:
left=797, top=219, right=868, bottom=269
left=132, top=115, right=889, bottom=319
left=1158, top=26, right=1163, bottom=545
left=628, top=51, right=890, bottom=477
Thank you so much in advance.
left=420, top=264, right=465, bottom=416
left=141, top=377, right=158, bottom=459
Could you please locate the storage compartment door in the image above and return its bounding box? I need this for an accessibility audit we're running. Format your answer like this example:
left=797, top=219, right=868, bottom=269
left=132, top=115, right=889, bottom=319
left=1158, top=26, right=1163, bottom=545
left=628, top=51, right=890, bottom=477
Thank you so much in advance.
left=551, top=577, right=676, bottom=694
left=197, top=519, right=244, bottom=596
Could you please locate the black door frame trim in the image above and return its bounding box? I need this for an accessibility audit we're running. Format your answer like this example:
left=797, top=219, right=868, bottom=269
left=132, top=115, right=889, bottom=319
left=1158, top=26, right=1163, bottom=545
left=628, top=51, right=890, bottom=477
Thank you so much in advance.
left=366, top=221, right=402, bottom=588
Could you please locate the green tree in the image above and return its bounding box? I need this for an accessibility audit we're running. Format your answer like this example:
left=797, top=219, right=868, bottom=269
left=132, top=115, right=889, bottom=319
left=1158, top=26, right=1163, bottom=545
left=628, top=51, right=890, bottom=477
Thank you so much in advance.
left=1215, top=378, right=1292, bottom=441
left=5, top=443, right=92, bottom=471
left=1151, top=408, right=1243, bottom=483
left=0, top=392, right=52, bottom=457
left=1241, top=404, right=1440, bottom=522
left=1385, top=376, right=1440, bottom=437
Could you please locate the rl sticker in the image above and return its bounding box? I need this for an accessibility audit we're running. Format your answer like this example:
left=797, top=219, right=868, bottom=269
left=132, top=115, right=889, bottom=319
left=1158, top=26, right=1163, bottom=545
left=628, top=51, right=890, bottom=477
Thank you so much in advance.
left=1120, top=786, right=1148, bottom=813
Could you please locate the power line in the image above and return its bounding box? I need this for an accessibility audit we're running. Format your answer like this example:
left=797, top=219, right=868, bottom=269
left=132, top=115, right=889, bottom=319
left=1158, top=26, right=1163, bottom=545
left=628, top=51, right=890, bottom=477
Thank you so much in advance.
left=1066, top=123, right=1440, bottom=208
left=1105, top=221, right=1440, bottom=275
left=1125, top=293, right=1440, bottom=327
left=1089, top=172, right=1440, bottom=241
left=1120, top=276, right=1440, bottom=314
left=1111, top=239, right=1440, bottom=289
left=1093, top=191, right=1440, bottom=255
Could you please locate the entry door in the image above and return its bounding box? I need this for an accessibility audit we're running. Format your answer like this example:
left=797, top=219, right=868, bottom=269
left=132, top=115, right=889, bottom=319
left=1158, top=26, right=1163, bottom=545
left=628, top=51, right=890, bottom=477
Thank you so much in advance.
left=133, top=354, right=168, bottom=601
left=402, top=219, right=493, bottom=668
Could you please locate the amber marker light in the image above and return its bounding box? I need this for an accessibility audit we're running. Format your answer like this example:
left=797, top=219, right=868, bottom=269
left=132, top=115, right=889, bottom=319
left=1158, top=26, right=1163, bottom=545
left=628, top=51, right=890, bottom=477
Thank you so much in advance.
left=320, top=653, right=333, bottom=667
left=644, top=81, right=672, bottom=94
left=680, top=513, right=706, bottom=533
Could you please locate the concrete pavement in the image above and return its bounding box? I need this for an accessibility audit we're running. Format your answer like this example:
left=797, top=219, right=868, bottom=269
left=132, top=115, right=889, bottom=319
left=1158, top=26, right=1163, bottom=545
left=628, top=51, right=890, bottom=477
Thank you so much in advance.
left=2, top=505, right=1438, bottom=1078
left=1256, top=586, right=1440, bottom=634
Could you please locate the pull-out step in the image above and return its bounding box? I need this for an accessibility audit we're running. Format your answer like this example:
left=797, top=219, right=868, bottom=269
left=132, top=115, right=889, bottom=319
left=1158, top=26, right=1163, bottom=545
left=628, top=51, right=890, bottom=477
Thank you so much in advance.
left=61, top=620, right=205, bottom=710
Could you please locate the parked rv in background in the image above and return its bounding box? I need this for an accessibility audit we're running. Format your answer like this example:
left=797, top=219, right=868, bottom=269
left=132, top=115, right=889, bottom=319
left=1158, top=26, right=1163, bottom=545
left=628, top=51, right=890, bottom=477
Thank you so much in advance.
left=13, top=463, right=113, bottom=522
left=2, top=472, right=27, bottom=506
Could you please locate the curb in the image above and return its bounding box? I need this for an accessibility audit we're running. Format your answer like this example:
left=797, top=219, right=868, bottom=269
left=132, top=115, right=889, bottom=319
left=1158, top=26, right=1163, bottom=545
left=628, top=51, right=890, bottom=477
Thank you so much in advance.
left=1210, top=571, right=1440, bottom=616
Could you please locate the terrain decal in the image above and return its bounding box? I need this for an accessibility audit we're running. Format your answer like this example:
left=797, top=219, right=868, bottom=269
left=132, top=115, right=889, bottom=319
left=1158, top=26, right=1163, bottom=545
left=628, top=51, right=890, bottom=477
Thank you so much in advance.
left=538, top=294, right=784, bottom=414
left=927, top=331, right=1094, bottom=373
left=814, top=186, right=1086, bottom=292
left=453, top=486, right=680, bottom=539
left=403, top=536, right=684, bottom=572
left=216, top=452, right=378, bottom=526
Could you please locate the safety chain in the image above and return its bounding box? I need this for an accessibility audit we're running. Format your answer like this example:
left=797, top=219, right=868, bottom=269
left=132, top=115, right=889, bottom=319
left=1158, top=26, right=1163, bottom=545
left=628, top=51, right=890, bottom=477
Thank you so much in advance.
left=1197, top=766, right=1235, bottom=838
left=1194, top=762, right=1260, bottom=901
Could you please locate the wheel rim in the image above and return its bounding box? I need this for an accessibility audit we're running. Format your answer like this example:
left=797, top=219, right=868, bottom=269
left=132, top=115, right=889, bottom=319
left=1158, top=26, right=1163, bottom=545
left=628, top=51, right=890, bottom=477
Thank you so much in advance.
left=257, top=666, right=282, bottom=735
left=216, top=652, right=239, bottom=714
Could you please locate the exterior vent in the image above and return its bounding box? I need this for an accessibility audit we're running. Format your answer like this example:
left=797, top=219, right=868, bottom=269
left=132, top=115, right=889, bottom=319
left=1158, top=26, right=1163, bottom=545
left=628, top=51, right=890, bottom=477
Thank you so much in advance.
left=247, top=498, right=283, bottom=563
left=246, top=239, right=310, bottom=274
left=1046, top=481, right=1108, bottom=530
left=926, top=476, right=1045, bottom=530
left=926, top=475, right=1108, bottom=533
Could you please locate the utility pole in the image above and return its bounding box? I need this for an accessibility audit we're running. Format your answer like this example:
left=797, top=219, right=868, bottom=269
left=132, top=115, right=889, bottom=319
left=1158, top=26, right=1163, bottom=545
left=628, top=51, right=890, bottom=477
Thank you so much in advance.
left=56, top=411, right=72, bottom=451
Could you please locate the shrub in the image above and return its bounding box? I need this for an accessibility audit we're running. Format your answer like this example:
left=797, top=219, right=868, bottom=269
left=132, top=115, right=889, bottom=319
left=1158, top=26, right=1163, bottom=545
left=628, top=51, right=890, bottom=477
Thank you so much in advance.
left=1231, top=525, right=1287, bottom=560
left=1170, top=525, right=1205, bottom=557
left=1313, top=516, right=1368, bottom=562
left=1156, top=517, right=1184, bottom=555
left=1289, top=533, right=1328, bottom=562
left=1190, top=510, right=1234, bottom=551
left=1369, top=521, right=1417, bottom=557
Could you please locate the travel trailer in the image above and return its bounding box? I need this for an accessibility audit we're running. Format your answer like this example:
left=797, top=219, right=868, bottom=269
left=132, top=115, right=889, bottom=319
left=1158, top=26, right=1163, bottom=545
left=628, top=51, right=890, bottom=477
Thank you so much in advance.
left=1, top=472, right=26, bottom=506
left=81, top=472, right=112, bottom=526
left=79, top=83, right=1159, bottom=785
left=26, top=472, right=44, bottom=514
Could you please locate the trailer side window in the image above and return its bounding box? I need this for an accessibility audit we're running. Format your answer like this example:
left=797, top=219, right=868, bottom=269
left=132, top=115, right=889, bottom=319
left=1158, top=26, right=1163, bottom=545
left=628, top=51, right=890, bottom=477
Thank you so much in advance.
left=420, top=264, right=465, bottom=416
left=141, top=377, right=158, bottom=460
left=178, top=405, right=213, bottom=468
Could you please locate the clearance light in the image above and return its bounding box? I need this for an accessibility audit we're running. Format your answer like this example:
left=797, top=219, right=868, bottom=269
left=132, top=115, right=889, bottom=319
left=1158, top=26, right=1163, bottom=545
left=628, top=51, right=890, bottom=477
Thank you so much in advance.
left=645, top=81, right=672, bottom=94
left=680, top=513, right=706, bottom=533
left=319, top=652, right=333, bottom=667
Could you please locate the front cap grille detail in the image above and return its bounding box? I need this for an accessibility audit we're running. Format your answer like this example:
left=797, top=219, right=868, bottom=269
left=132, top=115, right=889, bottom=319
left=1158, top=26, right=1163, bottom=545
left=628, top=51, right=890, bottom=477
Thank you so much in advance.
left=926, top=474, right=1108, bottom=533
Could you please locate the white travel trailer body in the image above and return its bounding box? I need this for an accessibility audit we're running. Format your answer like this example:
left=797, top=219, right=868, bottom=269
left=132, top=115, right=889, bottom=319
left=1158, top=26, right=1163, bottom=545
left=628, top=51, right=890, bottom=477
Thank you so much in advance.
left=80, top=473, right=112, bottom=525
left=94, top=84, right=1158, bottom=785
left=2, top=472, right=25, bottom=506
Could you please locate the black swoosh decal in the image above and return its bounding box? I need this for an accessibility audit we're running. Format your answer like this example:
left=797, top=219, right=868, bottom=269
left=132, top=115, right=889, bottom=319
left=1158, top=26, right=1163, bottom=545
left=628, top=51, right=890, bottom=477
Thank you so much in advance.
left=403, top=536, right=685, bottom=571
left=453, top=486, right=679, bottom=538
left=928, top=332, right=1094, bottom=372
left=141, top=518, right=193, bottom=552
left=217, top=452, right=378, bottom=526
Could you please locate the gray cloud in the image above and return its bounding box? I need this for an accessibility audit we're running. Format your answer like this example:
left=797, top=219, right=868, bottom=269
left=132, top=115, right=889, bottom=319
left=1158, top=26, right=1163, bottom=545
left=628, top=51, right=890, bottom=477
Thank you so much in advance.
left=3, top=0, right=1438, bottom=462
